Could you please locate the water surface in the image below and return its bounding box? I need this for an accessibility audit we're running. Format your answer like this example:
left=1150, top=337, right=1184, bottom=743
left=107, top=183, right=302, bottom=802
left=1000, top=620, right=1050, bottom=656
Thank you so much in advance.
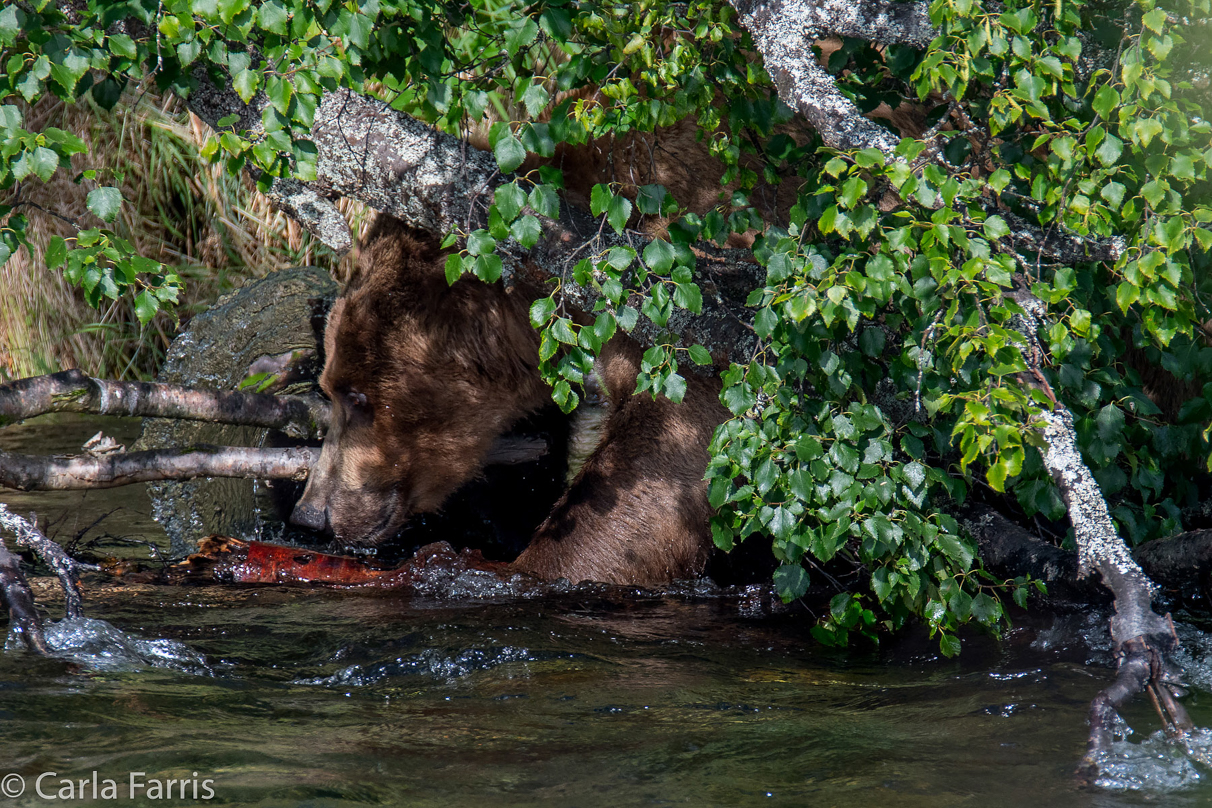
left=2, top=416, right=1211, bottom=806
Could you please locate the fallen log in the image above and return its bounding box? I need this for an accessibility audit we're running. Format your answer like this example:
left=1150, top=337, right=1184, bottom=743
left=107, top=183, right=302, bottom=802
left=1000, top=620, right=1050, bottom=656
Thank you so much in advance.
left=0, top=369, right=330, bottom=440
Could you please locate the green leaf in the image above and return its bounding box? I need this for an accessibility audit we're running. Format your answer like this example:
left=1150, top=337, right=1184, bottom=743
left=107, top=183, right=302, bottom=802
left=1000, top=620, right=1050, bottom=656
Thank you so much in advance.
left=1116, top=282, right=1139, bottom=312
left=511, top=215, right=542, bottom=249
left=529, top=296, right=556, bottom=329
left=605, top=246, right=636, bottom=271
left=550, top=317, right=577, bottom=345
left=1095, top=135, right=1123, bottom=167
left=1100, top=182, right=1126, bottom=207
left=970, top=593, right=1002, bottom=625
left=0, top=5, right=20, bottom=41
left=935, top=534, right=974, bottom=570
left=258, top=0, right=289, bottom=34
left=86, top=187, right=122, bottom=222
left=1092, top=85, right=1119, bottom=119
left=607, top=195, right=632, bottom=234
left=637, top=184, right=667, bottom=215
left=673, top=282, right=703, bottom=313
left=504, top=17, right=539, bottom=55
left=773, top=564, right=810, bottom=603
left=473, top=254, right=503, bottom=282
left=30, top=147, right=59, bottom=182
left=1142, top=8, right=1167, bottom=32
left=134, top=290, right=159, bottom=324
left=494, top=132, right=525, bottom=173
left=444, top=254, right=463, bottom=285
left=688, top=344, right=712, bottom=366
left=521, top=83, right=550, bottom=118
left=494, top=182, right=526, bottom=223
left=529, top=185, right=560, bottom=219
left=643, top=239, right=674, bottom=273
left=467, top=229, right=496, bottom=256
left=590, top=184, right=612, bottom=217
left=233, top=69, right=260, bottom=104
left=663, top=372, right=687, bottom=403
left=983, top=215, right=1010, bottom=240
left=109, top=34, right=138, bottom=59
left=44, top=236, right=67, bottom=270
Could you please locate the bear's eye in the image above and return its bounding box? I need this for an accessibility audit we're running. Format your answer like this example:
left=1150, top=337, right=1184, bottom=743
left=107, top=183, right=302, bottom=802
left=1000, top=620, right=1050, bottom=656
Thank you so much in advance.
left=345, top=390, right=369, bottom=410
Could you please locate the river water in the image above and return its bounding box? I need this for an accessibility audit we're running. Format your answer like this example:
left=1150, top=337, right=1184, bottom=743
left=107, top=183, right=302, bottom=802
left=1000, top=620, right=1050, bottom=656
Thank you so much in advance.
left=2, top=415, right=1212, bottom=806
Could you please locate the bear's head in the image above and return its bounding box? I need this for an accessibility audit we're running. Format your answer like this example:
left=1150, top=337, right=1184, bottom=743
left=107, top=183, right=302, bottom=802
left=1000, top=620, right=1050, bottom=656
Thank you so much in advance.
left=290, top=216, right=549, bottom=546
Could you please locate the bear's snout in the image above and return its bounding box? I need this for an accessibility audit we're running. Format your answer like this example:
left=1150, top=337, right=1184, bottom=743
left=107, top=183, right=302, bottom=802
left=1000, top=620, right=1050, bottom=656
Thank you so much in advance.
left=290, top=501, right=330, bottom=533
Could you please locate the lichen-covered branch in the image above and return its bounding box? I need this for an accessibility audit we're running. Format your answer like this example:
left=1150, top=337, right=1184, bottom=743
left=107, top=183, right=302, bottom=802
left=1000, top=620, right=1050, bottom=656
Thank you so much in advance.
left=731, top=0, right=936, bottom=46
left=0, top=446, right=318, bottom=491
left=187, top=69, right=353, bottom=254
left=1007, top=287, right=1192, bottom=769
left=727, top=1, right=1127, bottom=265
left=726, top=0, right=905, bottom=154
left=997, top=208, right=1127, bottom=265
left=186, top=79, right=764, bottom=365
left=0, top=370, right=329, bottom=439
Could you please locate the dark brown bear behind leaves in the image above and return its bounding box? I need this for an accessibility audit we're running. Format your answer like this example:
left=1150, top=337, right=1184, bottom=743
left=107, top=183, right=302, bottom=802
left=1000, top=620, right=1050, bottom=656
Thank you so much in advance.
left=291, top=214, right=727, bottom=585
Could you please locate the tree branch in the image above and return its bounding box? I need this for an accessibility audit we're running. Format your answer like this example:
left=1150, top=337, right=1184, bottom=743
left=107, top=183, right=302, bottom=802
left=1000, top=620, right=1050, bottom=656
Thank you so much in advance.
left=0, top=437, right=550, bottom=491
left=737, top=0, right=936, bottom=45
left=0, top=369, right=329, bottom=440
left=187, top=68, right=353, bottom=253
left=1006, top=287, right=1193, bottom=770
left=0, top=530, right=49, bottom=655
left=0, top=446, right=318, bottom=490
left=0, top=504, right=86, bottom=620
left=727, top=0, right=905, bottom=153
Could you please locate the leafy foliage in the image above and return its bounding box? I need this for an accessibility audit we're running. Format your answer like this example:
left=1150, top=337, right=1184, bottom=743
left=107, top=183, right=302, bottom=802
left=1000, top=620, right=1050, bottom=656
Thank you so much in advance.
left=2, top=0, right=1210, bottom=654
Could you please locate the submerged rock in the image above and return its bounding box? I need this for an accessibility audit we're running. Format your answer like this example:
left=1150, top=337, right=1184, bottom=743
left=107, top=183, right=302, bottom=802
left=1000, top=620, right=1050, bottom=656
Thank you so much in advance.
left=136, top=267, right=337, bottom=557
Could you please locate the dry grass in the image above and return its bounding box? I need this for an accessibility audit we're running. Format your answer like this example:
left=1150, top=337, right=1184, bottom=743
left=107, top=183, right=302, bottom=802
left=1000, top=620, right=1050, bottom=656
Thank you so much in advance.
left=0, top=90, right=372, bottom=381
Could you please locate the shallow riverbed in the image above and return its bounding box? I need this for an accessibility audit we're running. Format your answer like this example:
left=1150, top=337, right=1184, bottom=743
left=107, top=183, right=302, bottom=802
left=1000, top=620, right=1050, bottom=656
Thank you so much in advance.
left=2, top=416, right=1212, bottom=806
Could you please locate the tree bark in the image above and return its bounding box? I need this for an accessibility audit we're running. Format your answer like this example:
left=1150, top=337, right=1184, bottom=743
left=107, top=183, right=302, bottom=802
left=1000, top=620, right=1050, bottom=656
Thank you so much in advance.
left=0, top=369, right=329, bottom=440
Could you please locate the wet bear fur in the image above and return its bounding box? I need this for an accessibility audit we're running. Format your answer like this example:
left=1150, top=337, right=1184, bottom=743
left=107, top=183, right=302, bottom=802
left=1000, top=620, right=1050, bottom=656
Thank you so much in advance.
left=291, top=214, right=727, bottom=587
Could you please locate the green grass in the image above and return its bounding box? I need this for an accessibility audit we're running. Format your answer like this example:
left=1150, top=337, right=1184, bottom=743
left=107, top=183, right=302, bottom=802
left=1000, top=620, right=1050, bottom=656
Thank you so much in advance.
left=0, top=89, right=368, bottom=381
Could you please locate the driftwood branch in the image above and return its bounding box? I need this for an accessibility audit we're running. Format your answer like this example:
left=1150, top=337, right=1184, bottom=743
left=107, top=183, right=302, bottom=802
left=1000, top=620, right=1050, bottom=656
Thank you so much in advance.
left=0, top=436, right=549, bottom=491
left=0, top=446, right=319, bottom=490
left=0, top=527, right=49, bottom=655
left=0, top=369, right=329, bottom=440
left=0, top=504, right=86, bottom=620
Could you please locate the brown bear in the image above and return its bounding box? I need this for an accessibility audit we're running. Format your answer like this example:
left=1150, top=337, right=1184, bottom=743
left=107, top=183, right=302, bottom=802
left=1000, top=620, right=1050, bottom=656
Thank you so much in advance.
left=290, top=214, right=728, bottom=586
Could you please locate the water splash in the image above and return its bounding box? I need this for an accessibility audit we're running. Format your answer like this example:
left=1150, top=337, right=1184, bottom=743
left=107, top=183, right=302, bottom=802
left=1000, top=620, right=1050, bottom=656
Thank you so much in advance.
left=1092, top=727, right=1212, bottom=792
left=6, top=617, right=211, bottom=676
